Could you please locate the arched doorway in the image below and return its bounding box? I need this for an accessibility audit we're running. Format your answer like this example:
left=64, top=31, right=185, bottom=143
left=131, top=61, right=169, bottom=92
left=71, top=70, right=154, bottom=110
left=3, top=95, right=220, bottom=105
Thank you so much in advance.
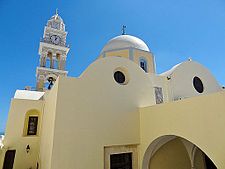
left=142, top=135, right=217, bottom=169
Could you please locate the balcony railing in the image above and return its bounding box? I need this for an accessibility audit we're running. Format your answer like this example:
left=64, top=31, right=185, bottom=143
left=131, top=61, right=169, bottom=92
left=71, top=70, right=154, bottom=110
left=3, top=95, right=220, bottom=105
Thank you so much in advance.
left=40, top=38, right=70, bottom=48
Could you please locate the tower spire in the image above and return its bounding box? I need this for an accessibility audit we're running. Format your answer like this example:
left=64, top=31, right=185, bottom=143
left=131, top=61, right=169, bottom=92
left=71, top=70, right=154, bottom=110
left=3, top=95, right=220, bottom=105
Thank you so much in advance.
left=55, top=8, right=58, bottom=15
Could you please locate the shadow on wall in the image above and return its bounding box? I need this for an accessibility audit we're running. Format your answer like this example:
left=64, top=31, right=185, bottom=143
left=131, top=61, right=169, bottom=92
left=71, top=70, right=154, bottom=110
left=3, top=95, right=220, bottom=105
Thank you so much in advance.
left=142, top=135, right=217, bottom=169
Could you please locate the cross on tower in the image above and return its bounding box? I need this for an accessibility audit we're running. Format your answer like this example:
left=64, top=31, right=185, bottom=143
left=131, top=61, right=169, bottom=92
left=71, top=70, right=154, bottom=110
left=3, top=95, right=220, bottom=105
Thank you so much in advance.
left=122, top=25, right=126, bottom=35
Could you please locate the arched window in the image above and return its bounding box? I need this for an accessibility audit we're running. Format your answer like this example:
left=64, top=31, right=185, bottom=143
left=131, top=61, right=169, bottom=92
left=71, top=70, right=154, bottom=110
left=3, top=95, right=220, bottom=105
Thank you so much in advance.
left=23, top=109, right=41, bottom=136
left=139, top=58, right=148, bottom=72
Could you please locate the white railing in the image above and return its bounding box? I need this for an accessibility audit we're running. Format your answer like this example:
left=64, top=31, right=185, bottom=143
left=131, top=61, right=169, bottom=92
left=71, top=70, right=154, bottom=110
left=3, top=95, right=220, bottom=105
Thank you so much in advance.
left=40, top=38, right=69, bottom=48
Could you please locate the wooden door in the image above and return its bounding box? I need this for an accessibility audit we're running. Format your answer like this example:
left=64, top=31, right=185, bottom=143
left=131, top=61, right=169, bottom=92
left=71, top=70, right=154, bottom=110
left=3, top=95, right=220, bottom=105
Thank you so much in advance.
left=3, top=150, right=16, bottom=169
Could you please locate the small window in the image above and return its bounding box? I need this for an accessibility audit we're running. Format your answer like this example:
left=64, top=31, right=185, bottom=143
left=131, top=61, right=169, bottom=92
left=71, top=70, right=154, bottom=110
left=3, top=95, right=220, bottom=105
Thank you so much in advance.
left=155, top=87, right=163, bottom=104
left=23, top=109, right=40, bottom=137
left=110, top=153, right=132, bottom=169
left=114, top=71, right=126, bottom=84
left=193, top=76, right=204, bottom=93
left=27, top=116, right=38, bottom=135
left=140, top=59, right=148, bottom=72
left=104, top=145, right=137, bottom=169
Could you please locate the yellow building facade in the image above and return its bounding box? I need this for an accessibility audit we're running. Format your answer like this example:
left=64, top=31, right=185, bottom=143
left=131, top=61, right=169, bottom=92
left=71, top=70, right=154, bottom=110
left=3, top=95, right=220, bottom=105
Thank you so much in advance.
left=0, top=13, right=224, bottom=169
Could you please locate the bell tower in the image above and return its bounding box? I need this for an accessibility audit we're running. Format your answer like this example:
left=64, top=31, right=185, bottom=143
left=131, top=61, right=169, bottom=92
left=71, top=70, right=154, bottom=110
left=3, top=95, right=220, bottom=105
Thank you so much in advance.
left=36, top=10, right=69, bottom=91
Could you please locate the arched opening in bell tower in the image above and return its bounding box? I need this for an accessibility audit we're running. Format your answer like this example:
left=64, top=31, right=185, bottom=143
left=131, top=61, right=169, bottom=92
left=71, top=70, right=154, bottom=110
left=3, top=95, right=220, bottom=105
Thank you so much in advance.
left=43, top=74, right=57, bottom=90
left=46, top=51, right=53, bottom=69
left=54, top=53, right=61, bottom=69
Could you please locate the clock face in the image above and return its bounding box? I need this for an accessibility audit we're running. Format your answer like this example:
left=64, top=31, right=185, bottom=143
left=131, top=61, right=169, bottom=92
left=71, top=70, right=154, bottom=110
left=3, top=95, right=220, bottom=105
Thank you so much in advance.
left=50, top=35, right=60, bottom=45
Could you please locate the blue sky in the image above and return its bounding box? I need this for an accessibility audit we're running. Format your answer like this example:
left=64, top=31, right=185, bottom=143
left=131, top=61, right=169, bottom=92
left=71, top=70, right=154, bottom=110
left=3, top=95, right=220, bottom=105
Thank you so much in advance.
left=0, top=0, right=225, bottom=132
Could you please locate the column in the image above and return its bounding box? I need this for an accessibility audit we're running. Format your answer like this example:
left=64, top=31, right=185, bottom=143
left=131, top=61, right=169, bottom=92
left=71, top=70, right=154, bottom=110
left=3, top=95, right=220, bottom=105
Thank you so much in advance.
left=40, top=52, right=47, bottom=67
left=50, top=53, right=54, bottom=69
left=59, top=56, right=66, bottom=70
left=56, top=53, right=61, bottom=69
left=36, top=75, right=45, bottom=91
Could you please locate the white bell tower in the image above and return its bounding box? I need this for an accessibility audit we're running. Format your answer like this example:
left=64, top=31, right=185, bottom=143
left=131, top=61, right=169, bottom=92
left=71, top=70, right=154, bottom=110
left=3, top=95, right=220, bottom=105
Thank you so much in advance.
left=36, top=10, right=69, bottom=91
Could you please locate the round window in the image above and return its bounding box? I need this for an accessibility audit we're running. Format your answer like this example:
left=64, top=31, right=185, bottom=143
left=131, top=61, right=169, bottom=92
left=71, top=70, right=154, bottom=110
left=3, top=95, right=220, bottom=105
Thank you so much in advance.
left=193, top=76, right=204, bottom=93
left=114, top=71, right=126, bottom=84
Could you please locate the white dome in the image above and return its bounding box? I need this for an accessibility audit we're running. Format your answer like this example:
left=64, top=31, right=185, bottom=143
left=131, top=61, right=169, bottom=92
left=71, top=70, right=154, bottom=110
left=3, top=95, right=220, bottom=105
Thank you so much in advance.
left=101, top=35, right=150, bottom=53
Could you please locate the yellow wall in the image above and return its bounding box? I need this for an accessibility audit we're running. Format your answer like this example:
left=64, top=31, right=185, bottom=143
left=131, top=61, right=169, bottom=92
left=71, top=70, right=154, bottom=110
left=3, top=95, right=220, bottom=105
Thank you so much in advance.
left=2, top=99, right=43, bottom=169
left=149, top=138, right=191, bottom=169
left=0, top=148, right=6, bottom=169
left=47, top=57, right=158, bottom=169
left=100, top=48, right=155, bottom=74
left=1, top=57, right=160, bottom=169
left=39, top=80, right=59, bottom=169
left=0, top=150, right=2, bottom=169
left=105, top=49, right=129, bottom=58
left=2, top=56, right=224, bottom=169
left=140, top=91, right=225, bottom=169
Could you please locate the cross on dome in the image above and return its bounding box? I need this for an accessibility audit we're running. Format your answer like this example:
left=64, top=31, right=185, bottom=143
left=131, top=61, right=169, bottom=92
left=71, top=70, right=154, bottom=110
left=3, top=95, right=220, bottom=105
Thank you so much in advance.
left=122, top=25, right=126, bottom=35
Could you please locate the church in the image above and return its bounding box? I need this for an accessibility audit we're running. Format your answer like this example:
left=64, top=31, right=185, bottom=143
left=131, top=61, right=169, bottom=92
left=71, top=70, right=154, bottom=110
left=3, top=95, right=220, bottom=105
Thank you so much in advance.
left=0, top=11, right=224, bottom=169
